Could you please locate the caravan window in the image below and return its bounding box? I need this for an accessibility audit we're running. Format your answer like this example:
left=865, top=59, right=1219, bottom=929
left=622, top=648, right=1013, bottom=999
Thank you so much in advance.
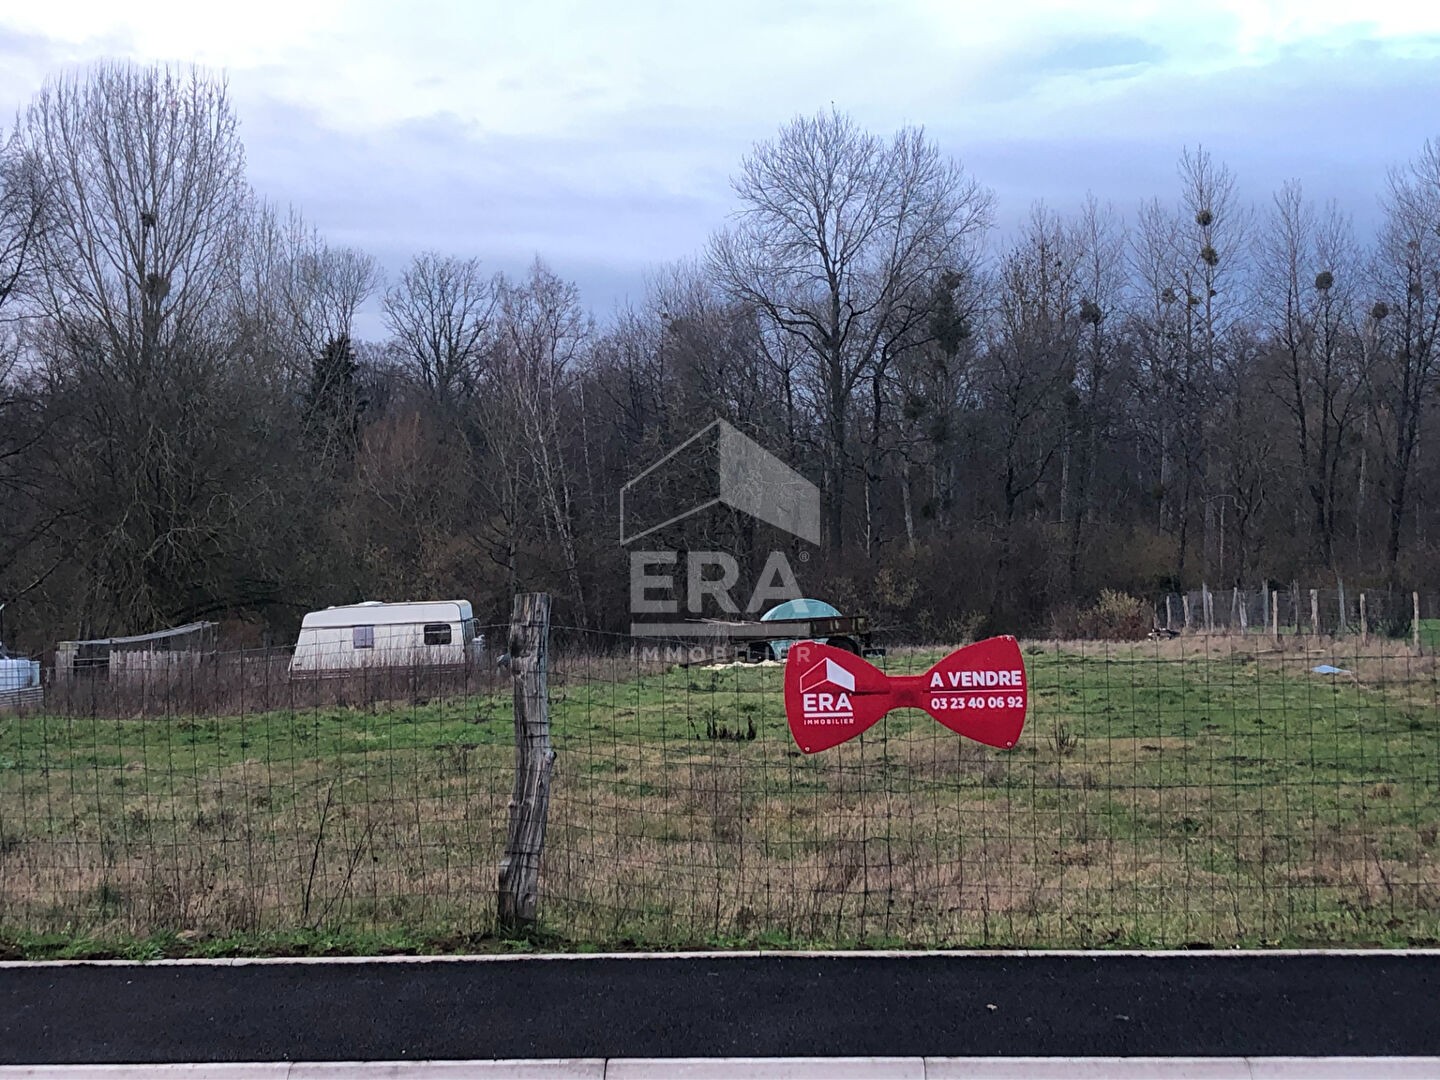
left=423, top=623, right=452, bottom=646
left=353, top=625, right=375, bottom=649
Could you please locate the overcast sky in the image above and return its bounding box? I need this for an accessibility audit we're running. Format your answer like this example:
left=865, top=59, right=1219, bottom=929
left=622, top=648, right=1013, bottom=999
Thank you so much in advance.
left=3, top=1, right=1439, bottom=334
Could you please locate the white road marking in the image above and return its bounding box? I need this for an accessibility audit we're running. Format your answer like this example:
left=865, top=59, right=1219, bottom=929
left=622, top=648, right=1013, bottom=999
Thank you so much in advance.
left=2, top=1059, right=1439, bottom=1079
left=2, top=948, right=1438, bottom=968
left=608, top=1060, right=922, bottom=1079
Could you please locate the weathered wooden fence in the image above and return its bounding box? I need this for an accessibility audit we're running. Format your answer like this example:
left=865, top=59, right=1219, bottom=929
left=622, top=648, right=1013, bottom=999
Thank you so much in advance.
left=1158, top=584, right=1430, bottom=644
left=497, top=592, right=554, bottom=932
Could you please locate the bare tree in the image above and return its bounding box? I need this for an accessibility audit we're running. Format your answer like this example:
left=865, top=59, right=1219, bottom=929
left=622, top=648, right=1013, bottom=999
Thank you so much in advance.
left=228, top=200, right=305, bottom=385
left=647, top=262, right=786, bottom=436
left=383, top=252, right=498, bottom=406
left=1129, top=195, right=1185, bottom=555
left=1066, top=196, right=1129, bottom=590
left=1127, top=149, right=1244, bottom=587
left=1177, top=148, right=1245, bottom=373
left=984, top=205, right=1084, bottom=605
left=22, top=62, right=246, bottom=365
left=19, top=58, right=1440, bottom=646
left=588, top=301, right=668, bottom=459
left=1177, top=148, right=1246, bottom=582
left=0, top=137, right=67, bottom=620
left=0, top=124, right=48, bottom=503
left=1374, top=139, right=1440, bottom=579
left=16, top=62, right=254, bottom=632
left=0, top=127, right=48, bottom=321
left=284, top=227, right=377, bottom=358
left=889, top=267, right=982, bottom=547
left=490, top=259, right=593, bottom=625
left=709, top=109, right=992, bottom=549
left=1257, top=182, right=1370, bottom=570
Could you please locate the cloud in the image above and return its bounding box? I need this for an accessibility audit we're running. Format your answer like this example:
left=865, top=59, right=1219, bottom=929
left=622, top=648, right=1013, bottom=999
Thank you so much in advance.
left=1030, top=35, right=1167, bottom=73
left=3, top=2, right=1440, bottom=324
left=950, top=46, right=1440, bottom=257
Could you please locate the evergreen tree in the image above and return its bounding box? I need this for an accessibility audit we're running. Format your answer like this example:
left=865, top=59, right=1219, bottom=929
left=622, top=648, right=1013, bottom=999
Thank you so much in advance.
left=303, top=333, right=361, bottom=462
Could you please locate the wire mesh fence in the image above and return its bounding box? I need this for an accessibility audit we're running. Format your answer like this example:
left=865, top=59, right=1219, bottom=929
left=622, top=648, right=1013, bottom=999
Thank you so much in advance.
left=1, top=628, right=1437, bottom=950
left=0, top=633, right=518, bottom=947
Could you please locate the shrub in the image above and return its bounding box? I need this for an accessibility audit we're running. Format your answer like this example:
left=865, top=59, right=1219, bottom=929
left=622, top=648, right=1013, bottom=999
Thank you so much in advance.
left=1053, top=590, right=1152, bottom=641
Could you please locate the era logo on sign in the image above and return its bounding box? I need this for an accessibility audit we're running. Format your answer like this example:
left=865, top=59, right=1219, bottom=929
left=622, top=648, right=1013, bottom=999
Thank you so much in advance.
left=784, top=645, right=893, bottom=752
left=800, top=657, right=856, bottom=718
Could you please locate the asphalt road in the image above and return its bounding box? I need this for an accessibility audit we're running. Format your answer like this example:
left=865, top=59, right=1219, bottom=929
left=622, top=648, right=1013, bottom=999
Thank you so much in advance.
left=3, top=953, right=1437, bottom=1064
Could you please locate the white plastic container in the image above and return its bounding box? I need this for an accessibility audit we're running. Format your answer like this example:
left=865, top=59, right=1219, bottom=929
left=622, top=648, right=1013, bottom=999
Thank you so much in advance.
left=0, top=657, right=40, bottom=692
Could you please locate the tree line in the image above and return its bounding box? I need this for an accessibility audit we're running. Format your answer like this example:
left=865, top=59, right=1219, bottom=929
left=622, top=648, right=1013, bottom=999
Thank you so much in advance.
left=3, top=60, right=1440, bottom=650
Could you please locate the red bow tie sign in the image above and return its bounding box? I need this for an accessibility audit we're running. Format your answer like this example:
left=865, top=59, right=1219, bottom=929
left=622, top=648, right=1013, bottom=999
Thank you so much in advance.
left=784, top=637, right=1028, bottom=754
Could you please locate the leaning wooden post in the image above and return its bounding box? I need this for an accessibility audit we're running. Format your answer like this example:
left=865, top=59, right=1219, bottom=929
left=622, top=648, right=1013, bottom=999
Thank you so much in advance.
left=1359, top=592, right=1368, bottom=645
left=498, top=592, right=554, bottom=933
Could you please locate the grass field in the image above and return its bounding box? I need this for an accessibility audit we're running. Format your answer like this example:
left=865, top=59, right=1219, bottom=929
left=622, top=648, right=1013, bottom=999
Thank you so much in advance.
left=1, top=638, right=1437, bottom=957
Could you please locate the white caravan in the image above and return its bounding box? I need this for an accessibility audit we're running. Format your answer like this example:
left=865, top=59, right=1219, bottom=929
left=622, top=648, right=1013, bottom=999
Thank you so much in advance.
left=289, top=600, right=482, bottom=674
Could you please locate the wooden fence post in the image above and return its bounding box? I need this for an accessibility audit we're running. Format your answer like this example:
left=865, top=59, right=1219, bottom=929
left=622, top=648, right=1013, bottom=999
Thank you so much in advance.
left=1415, top=592, right=1423, bottom=652
left=1359, top=592, right=1368, bottom=644
left=498, top=592, right=554, bottom=933
left=1183, top=594, right=1192, bottom=632
left=1271, top=590, right=1280, bottom=644
left=1310, top=589, right=1320, bottom=637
